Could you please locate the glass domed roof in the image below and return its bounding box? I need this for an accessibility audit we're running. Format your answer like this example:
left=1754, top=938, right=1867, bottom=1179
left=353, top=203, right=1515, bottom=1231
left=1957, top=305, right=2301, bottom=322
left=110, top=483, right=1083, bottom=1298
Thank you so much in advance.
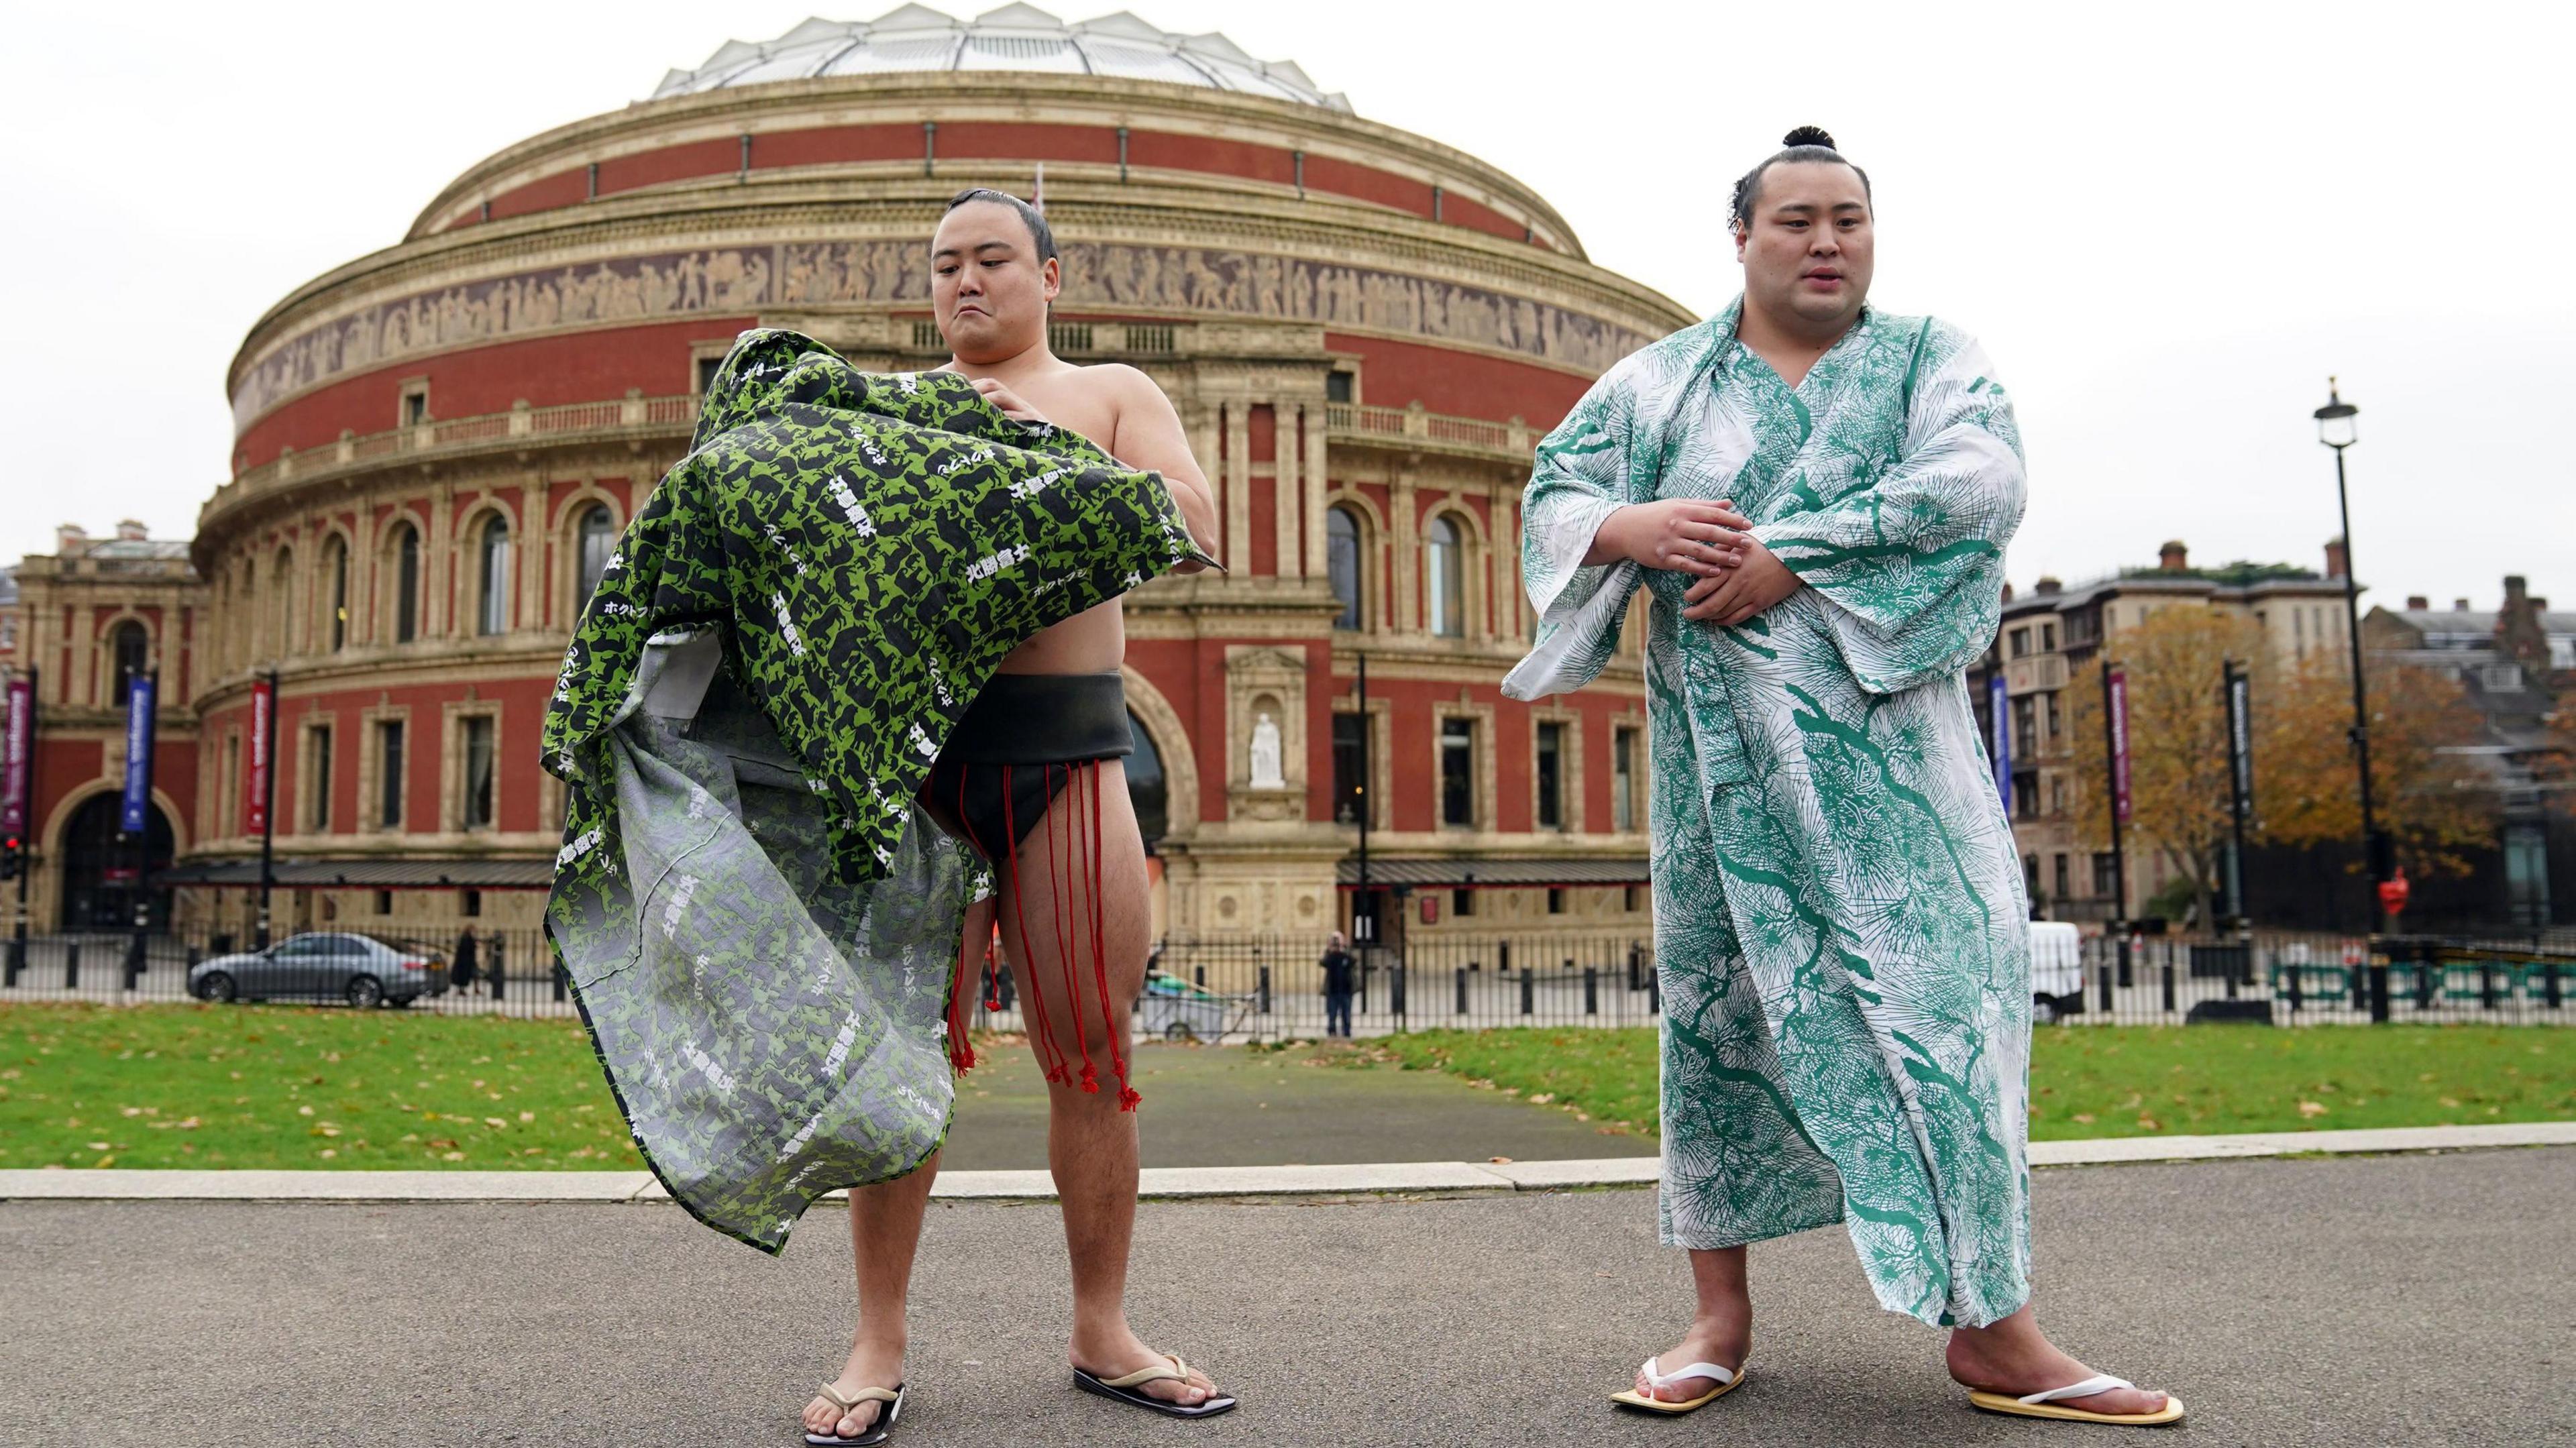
left=650, top=4, right=1352, bottom=112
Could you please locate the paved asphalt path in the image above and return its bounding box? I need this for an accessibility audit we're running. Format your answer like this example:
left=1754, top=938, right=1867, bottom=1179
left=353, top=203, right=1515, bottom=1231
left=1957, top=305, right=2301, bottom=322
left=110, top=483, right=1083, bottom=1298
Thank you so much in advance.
left=5, top=1149, right=2567, bottom=1447
left=941, top=1040, right=1655, bottom=1170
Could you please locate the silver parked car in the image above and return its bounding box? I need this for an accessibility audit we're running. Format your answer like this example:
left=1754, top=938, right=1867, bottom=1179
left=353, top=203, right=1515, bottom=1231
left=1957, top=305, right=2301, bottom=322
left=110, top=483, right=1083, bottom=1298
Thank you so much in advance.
left=189, top=933, right=448, bottom=1009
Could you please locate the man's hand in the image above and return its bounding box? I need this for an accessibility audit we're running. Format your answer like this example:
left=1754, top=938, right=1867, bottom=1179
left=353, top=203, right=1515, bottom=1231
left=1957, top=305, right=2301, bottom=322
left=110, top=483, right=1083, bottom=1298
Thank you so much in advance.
left=1681, top=537, right=1801, bottom=626
left=969, top=376, right=1051, bottom=427
left=1586, top=499, right=1753, bottom=575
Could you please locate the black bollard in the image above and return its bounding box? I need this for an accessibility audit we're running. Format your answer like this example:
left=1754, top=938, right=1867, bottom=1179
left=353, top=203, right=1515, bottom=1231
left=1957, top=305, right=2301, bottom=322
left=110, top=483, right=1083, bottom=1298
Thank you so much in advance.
left=1627, top=943, right=1643, bottom=992
left=489, top=938, right=505, bottom=1000
left=65, top=938, right=80, bottom=990
left=1648, top=966, right=1660, bottom=1015
left=1454, top=967, right=1468, bottom=1017
left=1256, top=966, right=1271, bottom=1015
left=1391, top=963, right=1406, bottom=1021
left=1584, top=966, right=1599, bottom=1015
left=2369, top=962, right=2391, bottom=1024
left=2095, top=960, right=2113, bottom=1015
left=2416, top=944, right=2438, bottom=1010
left=2159, top=961, right=2175, bottom=1014
left=2286, top=962, right=2304, bottom=1014
left=2544, top=961, right=2563, bottom=1010
left=1519, top=968, right=1534, bottom=1016
left=2116, top=934, right=2133, bottom=989
left=553, top=960, right=569, bottom=1003
left=2480, top=962, right=2499, bottom=1012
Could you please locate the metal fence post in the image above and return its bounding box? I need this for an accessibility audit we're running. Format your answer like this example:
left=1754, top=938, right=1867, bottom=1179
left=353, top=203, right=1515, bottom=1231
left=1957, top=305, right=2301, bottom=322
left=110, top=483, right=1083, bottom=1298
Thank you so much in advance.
left=65, top=938, right=80, bottom=989
left=1519, top=968, right=1534, bottom=1016
left=2546, top=961, right=2563, bottom=1010
left=489, top=936, right=505, bottom=1000
left=1256, top=965, right=1271, bottom=1015
left=2095, top=959, right=2113, bottom=1015
left=2116, top=933, right=2133, bottom=988
left=1498, top=940, right=1511, bottom=974
left=1583, top=965, right=1599, bottom=1015
left=2159, top=960, right=2175, bottom=1014
left=1391, top=962, right=1406, bottom=1026
left=125, top=932, right=146, bottom=988
left=2369, top=961, right=2391, bottom=1023
left=1454, top=967, right=1467, bottom=1016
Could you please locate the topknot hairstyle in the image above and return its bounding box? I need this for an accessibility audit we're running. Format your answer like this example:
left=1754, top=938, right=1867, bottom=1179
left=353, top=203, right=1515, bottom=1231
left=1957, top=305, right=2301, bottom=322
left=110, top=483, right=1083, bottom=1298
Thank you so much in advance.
left=1728, top=127, right=1872, bottom=231
left=943, top=187, right=1058, bottom=265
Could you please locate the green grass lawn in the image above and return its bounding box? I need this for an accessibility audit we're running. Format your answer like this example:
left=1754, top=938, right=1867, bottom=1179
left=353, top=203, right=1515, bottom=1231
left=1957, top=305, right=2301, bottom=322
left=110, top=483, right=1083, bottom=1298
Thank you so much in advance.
left=7, top=1003, right=2569, bottom=1170
left=0, top=1003, right=643, bottom=1172
left=1361, top=1024, right=2576, bottom=1140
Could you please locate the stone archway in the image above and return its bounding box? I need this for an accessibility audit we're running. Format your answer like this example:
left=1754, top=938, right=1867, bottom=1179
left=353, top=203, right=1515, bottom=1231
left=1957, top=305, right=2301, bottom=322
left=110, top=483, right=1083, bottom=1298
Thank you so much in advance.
left=54, top=791, right=178, bottom=933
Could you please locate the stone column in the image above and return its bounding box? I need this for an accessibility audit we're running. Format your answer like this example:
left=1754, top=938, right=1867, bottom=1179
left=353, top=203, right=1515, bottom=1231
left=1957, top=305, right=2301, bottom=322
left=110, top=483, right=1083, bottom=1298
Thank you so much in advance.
left=1273, top=403, right=1303, bottom=580
left=1224, top=403, right=1252, bottom=577
left=1302, top=406, right=1330, bottom=579
left=426, top=482, right=455, bottom=639
left=518, top=476, right=548, bottom=633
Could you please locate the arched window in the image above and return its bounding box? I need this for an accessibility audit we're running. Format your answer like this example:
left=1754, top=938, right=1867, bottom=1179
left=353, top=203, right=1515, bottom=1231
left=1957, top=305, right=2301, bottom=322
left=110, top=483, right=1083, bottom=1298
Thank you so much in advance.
left=110, top=621, right=150, bottom=704
left=1126, top=710, right=1168, bottom=849
left=1425, top=514, right=1464, bottom=638
left=1326, top=506, right=1364, bottom=631
left=575, top=504, right=616, bottom=605
left=392, top=524, right=421, bottom=644
left=476, top=514, right=512, bottom=636
left=323, top=535, right=349, bottom=652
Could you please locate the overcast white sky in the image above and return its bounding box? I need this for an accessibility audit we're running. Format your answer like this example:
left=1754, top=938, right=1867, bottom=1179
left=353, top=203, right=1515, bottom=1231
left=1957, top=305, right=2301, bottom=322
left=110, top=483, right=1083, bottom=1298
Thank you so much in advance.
left=3, top=1, right=2567, bottom=611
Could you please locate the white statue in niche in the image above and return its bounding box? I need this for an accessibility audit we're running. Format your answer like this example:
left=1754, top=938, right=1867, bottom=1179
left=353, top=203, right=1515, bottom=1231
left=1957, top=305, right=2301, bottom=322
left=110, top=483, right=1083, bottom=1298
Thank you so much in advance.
left=1248, top=711, right=1285, bottom=789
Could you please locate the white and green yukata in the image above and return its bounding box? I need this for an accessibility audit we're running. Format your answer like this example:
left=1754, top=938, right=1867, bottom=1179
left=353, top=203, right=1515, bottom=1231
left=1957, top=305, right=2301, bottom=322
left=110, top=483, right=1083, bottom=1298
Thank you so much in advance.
left=1504, top=300, right=2033, bottom=1328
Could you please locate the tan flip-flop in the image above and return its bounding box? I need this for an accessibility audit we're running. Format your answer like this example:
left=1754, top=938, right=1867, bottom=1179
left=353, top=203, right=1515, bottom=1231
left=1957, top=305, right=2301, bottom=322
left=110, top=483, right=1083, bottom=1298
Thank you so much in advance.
left=804, top=1381, right=903, bottom=1446
left=1609, top=1355, right=1747, bottom=1414
left=1968, top=1374, right=2184, bottom=1426
left=1073, top=1351, right=1238, bottom=1418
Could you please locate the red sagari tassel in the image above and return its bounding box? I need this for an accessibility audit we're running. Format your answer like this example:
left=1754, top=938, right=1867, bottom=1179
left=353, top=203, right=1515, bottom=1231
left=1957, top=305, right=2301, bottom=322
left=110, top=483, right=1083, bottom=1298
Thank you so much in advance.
left=1046, top=764, right=1102, bottom=1095
left=1085, top=763, right=1140, bottom=1111
left=1002, top=766, right=1071, bottom=1085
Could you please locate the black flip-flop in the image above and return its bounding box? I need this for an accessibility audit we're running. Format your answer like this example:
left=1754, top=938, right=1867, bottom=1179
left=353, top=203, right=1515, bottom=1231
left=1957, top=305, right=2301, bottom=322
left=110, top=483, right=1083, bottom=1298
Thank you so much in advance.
left=1073, top=1353, right=1238, bottom=1418
left=805, top=1381, right=903, bottom=1445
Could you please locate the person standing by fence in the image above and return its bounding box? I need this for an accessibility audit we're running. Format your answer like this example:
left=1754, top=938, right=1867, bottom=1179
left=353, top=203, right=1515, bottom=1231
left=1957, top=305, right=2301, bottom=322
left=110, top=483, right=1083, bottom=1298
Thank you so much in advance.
left=1319, top=932, right=1356, bottom=1038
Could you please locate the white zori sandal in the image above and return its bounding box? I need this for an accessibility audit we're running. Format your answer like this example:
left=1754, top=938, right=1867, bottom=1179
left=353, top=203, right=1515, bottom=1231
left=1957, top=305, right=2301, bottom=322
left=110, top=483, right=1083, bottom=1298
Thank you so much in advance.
left=1968, top=1374, right=2186, bottom=1426
left=804, top=1382, right=904, bottom=1447
left=1609, top=1355, right=1746, bottom=1414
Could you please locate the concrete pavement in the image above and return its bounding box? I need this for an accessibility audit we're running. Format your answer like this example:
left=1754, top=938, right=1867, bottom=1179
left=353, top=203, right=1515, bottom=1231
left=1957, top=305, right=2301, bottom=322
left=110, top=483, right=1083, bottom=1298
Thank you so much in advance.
left=3, top=1148, right=2569, bottom=1447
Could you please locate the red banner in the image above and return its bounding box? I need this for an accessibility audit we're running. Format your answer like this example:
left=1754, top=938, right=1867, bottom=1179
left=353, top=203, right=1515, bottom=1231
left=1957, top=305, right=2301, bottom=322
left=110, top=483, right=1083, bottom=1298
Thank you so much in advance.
left=246, top=677, right=273, bottom=836
left=2107, top=667, right=2133, bottom=824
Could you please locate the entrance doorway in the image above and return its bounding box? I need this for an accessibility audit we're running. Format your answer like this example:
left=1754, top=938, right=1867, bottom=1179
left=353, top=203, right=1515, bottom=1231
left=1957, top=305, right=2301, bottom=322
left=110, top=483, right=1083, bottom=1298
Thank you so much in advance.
left=58, top=792, right=176, bottom=932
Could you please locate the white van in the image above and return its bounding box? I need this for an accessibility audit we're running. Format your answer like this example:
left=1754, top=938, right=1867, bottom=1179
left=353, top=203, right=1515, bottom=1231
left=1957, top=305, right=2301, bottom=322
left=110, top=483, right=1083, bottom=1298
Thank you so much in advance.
left=2030, top=921, right=2085, bottom=1022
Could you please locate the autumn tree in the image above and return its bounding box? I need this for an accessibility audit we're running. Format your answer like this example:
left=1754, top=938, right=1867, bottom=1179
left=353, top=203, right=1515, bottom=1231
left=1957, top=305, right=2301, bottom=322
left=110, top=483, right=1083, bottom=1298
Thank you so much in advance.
left=2255, top=658, right=2496, bottom=877
left=2060, top=608, right=2267, bottom=928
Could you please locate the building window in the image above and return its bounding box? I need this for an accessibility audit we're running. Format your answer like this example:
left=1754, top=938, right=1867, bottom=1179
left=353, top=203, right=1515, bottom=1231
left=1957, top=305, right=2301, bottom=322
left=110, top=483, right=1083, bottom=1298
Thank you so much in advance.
left=2041, top=622, right=2057, bottom=652
left=109, top=621, right=149, bottom=704
left=476, top=514, right=512, bottom=636
left=1440, top=716, right=1474, bottom=827
left=400, top=384, right=429, bottom=427
left=2008, top=627, right=2030, bottom=658
left=376, top=720, right=406, bottom=830
left=1535, top=721, right=1565, bottom=830
left=1425, top=514, right=1464, bottom=638
left=2023, top=853, right=2041, bottom=893
left=1331, top=712, right=1370, bottom=826
left=1324, top=370, right=1354, bottom=404
left=1613, top=728, right=1638, bottom=833
left=323, top=535, right=349, bottom=652
left=1326, top=506, right=1364, bottom=630
left=1452, top=887, right=1475, bottom=918
left=374, top=889, right=394, bottom=917
left=1546, top=887, right=1566, bottom=915
left=2012, top=771, right=2039, bottom=820
left=393, top=524, right=421, bottom=643
left=696, top=355, right=724, bottom=396
left=576, top=504, right=616, bottom=605
left=462, top=716, right=496, bottom=830
left=1623, top=883, right=1643, bottom=913
left=462, top=887, right=482, bottom=918
left=305, top=724, right=334, bottom=833
left=2092, top=852, right=2118, bottom=897
left=2053, top=853, right=2071, bottom=901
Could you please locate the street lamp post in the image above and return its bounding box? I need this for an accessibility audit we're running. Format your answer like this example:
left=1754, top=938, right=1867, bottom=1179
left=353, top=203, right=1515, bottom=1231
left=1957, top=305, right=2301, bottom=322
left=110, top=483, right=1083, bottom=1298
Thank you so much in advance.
left=2314, top=380, right=2393, bottom=944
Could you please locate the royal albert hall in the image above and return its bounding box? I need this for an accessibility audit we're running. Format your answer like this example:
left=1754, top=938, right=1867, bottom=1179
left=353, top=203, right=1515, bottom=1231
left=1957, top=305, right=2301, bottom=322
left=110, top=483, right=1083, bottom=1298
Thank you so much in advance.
left=10, top=5, right=1697, bottom=948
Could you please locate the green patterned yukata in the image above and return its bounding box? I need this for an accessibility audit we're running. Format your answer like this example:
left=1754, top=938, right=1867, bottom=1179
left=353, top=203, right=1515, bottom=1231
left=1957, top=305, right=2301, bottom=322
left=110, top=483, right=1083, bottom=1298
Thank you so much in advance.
left=1505, top=301, right=2033, bottom=1327
left=543, top=329, right=1202, bottom=1254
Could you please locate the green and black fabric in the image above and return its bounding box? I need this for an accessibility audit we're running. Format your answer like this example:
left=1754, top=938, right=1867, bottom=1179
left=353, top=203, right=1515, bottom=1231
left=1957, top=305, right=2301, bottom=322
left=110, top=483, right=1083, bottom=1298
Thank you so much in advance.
left=543, top=329, right=1202, bottom=1254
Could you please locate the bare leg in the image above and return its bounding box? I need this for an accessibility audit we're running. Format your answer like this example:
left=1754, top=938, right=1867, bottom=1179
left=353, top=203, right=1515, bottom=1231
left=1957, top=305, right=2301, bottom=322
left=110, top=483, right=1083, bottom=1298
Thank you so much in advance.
left=798, top=895, right=990, bottom=1440
left=1633, top=1246, right=1752, bottom=1402
left=999, top=761, right=1217, bottom=1408
left=1947, top=1302, right=2169, bottom=1416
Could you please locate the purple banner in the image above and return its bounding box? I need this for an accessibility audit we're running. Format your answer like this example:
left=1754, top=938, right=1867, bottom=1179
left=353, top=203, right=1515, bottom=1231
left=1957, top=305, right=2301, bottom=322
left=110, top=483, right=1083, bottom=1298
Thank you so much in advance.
left=1, top=674, right=29, bottom=836
left=121, top=675, right=157, bottom=835
left=2108, top=668, right=2133, bottom=824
